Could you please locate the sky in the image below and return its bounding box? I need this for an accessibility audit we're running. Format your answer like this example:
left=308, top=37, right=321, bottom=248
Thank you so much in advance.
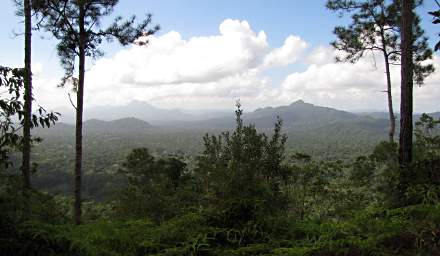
left=1, top=0, right=439, bottom=113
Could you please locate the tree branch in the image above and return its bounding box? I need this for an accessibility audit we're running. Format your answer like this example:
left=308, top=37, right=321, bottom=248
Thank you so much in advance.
left=68, top=92, right=77, bottom=110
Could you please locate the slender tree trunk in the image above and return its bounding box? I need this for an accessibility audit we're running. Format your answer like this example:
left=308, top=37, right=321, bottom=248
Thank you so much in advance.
left=399, top=0, right=414, bottom=169
left=22, top=0, right=32, bottom=192
left=383, top=51, right=395, bottom=143
left=74, top=5, right=85, bottom=225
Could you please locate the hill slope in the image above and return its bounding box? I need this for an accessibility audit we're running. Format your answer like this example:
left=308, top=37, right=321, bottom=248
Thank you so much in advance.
left=28, top=101, right=407, bottom=198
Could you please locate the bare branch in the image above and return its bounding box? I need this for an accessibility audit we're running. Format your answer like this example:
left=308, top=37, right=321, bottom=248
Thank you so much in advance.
left=68, top=92, right=77, bottom=110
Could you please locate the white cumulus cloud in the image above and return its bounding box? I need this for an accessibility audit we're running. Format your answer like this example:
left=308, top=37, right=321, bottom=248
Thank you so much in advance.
left=282, top=48, right=440, bottom=112
left=32, top=19, right=440, bottom=113
left=263, top=35, right=308, bottom=68
left=80, top=19, right=307, bottom=109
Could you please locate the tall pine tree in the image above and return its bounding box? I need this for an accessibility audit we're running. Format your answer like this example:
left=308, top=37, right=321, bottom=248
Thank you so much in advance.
left=12, top=0, right=34, bottom=194
left=22, top=0, right=32, bottom=193
left=327, top=0, right=434, bottom=143
left=35, top=0, right=159, bottom=224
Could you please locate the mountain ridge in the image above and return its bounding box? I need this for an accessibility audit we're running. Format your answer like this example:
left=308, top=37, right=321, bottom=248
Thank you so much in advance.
left=53, top=100, right=440, bottom=130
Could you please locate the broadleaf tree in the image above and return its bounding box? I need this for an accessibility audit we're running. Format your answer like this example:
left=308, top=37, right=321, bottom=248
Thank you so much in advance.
left=195, top=103, right=289, bottom=232
left=35, top=0, right=159, bottom=224
left=0, top=66, right=58, bottom=171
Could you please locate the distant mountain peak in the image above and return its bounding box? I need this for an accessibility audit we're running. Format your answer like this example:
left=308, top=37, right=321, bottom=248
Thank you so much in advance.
left=254, top=106, right=273, bottom=113
left=290, top=99, right=309, bottom=106
left=113, top=117, right=151, bottom=123
left=238, top=100, right=358, bottom=129
left=126, top=100, right=156, bottom=109
left=84, top=118, right=105, bottom=124
left=83, top=117, right=152, bottom=132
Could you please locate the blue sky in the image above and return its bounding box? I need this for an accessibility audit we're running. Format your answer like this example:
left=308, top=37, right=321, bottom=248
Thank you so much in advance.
left=1, top=1, right=344, bottom=67
left=1, top=0, right=439, bottom=112
left=2, top=0, right=437, bottom=69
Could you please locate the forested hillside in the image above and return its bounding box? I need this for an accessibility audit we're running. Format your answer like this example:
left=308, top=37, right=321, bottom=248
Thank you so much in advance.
left=1, top=0, right=440, bottom=255
left=18, top=101, right=390, bottom=199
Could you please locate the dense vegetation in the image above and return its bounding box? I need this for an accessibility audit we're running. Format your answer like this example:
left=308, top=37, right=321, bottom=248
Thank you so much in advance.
left=1, top=0, right=440, bottom=255
left=2, top=101, right=440, bottom=255
left=7, top=100, right=391, bottom=199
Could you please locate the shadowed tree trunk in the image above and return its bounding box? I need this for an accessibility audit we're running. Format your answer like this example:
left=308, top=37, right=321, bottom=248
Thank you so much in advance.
left=382, top=45, right=395, bottom=144
left=379, top=26, right=395, bottom=143
left=22, top=0, right=32, bottom=192
left=399, top=0, right=413, bottom=169
left=74, top=4, right=86, bottom=225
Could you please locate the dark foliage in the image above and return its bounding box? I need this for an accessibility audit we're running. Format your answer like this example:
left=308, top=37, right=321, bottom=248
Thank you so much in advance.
left=0, top=66, right=58, bottom=169
left=195, top=103, right=289, bottom=232
left=428, top=0, right=440, bottom=51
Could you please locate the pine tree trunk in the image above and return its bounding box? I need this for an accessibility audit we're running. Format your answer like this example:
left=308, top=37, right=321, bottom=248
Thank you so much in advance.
left=383, top=51, right=395, bottom=143
left=22, top=0, right=32, bottom=192
left=74, top=5, right=85, bottom=225
left=399, top=0, right=413, bottom=169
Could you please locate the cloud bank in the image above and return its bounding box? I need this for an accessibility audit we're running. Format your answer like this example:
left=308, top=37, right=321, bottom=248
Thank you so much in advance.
left=33, top=19, right=440, bottom=113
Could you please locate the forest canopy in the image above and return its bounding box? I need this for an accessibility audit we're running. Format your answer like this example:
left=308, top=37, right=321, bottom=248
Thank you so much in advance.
left=1, top=0, right=440, bottom=255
